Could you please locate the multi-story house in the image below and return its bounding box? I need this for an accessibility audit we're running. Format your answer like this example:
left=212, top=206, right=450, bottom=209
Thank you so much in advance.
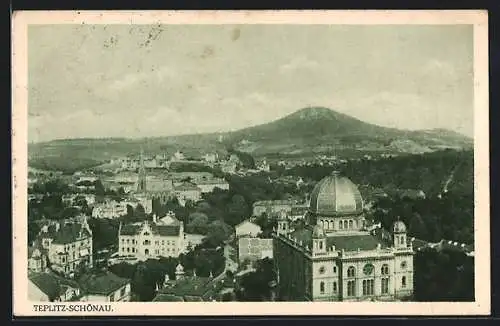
left=46, top=218, right=93, bottom=276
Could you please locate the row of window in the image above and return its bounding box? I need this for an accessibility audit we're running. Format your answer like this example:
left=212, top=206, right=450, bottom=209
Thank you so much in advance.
left=319, top=219, right=361, bottom=231
left=121, top=238, right=178, bottom=246
left=346, top=263, right=407, bottom=278
left=121, top=247, right=177, bottom=254
left=62, top=240, right=90, bottom=252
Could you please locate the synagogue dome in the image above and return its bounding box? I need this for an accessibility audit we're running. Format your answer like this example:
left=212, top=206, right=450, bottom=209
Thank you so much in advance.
left=309, top=171, right=364, bottom=217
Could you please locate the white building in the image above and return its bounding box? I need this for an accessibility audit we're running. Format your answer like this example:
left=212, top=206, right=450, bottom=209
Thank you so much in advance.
left=235, top=220, right=262, bottom=238
left=118, top=212, right=185, bottom=260
left=195, top=178, right=229, bottom=194
left=79, top=271, right=131, bottom=302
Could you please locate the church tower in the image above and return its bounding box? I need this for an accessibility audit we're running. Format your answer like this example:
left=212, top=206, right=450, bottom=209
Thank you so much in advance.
left=137, top=146, right=147, bottom=193
left=277, top=211, right=289, bottom=235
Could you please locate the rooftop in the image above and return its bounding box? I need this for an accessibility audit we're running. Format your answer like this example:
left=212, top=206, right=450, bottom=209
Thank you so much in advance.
left=78, top=271, right=130, bottom=296
left=120, top=221, right=181, bottom=237
left=50, top=222, right=92, bottom=245
left=29, top=272, right=80, bottom=300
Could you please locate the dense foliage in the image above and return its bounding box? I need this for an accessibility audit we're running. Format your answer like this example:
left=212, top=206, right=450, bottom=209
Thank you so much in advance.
left=414, top=247, right=474, bottom=301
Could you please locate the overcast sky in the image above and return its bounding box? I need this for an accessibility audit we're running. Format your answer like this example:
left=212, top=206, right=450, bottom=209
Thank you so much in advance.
left=28, top=24, right=473, bottom=143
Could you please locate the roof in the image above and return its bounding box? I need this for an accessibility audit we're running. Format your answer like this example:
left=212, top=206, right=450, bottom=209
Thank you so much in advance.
left=160, top=277, right=211, bottom=297
left=29, top=272, right=80, bottom=300
left=52, top=223, right=92, bottom=245
left=195, top=178, right=228, bottom=185
left=253, top=200, right=295, bottom=207
left=309, top=172, right=364, bottom=217
left=235, top=220, right=260, bottom=230
left=78, top=271, right=130, bottom=296
left=174, top=183, right=201, bottom=191
left=119, top=221, right=181, bottom=237
left=326, top=234, right=387, bottom=251
left=152, top=294, right=185, bottom=302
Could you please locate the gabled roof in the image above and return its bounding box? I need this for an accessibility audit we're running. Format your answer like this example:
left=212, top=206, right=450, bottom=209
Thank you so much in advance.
left=29, top=272, right=80, bottom=300
left=52, top=223, right=92, bottom=245
left=78, top=271, right=130, bottom=296
left=119, top=221, right=181, bottom=237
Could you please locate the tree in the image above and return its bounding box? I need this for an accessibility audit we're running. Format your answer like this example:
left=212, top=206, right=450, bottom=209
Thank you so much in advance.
left=186, top=212, right=209, bottom=235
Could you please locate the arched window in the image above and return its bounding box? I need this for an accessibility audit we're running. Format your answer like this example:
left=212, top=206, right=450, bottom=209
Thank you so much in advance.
left=145, top=249, right=150, bottom=256
left=347, top=266, right=356, bottom=278
left=381, top=264, right=389, bottom=275
left=344, top=220, right=348, bottom=229
left=347, top=280, right=356, bottom=297
left=320, top=282, right=325, bottom=294
left=329, top=221, right=333, bottom=230
left=402, top=276, right=407, bottom=288
left=339, top=220, right=343, bottom=229
left=349, top=220, right=353, bottom=229
left=333, top=266, right=337, bottom=273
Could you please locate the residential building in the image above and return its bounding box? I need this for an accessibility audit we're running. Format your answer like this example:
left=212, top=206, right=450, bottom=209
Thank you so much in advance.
left=174, top=183, right=202, bottom=206
left=118, top=212, right=185, bottom=260
left=28, top=244, right=48, bottom=273
left=28, top=271, right=81, bottom=302
left=184, top=233, right=206, bottom=251
left=195, top=177, right=229, bottom=194
left=40, top=217, right=93, bottom=276
left=238, top=237, right=273, bottom=263
left=78, top=270, right=131, bottom=302
left=235, top=220, right=262, bottom=238
left=91, top=197, right=153, bottom=219
left=252, top=200, right=296, bottom=217
left=273, top=171, right=414, bottom=302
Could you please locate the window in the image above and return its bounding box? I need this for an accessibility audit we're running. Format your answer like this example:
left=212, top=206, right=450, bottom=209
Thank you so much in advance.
left=122, top=247, right=125, bottom=252
left=343, top=220, right=348, bottom=229
left=400, top=261, right=407, bottom=269
left=145, top=249, right=150, bottom=256
left=348, top=220, right=353, bottom=229
left=120, top=287, right=126, bottom=298
left=127, top=248, right=130, bottom=253
left=362, top=279, right=375, bottom=296
left=109, top=294, right=115, bottom=302
left=162, top=240, right=165, bottom=245
left=333, top=266, right=337, bottom=273
left=381, top=264, right=389, bottom=275
left=143, top=232, right=150, bottom=236
left=381, top=277, right=389, bottom=294
left=363, top=264, right=374, bottom=276
left=318, top=266, right=325, bottom=274
left=347, top=266, right=356, bottom=278
left=143, top=240, right=151, bottom=245
left=401, top=276, right=407, bottom=288
left=347, top=280, right=356, bottom=297
left=319, top=241, right=323, bottom=250
left=320, top=282, right=325, bottom=294
left=122, top=239, right=125, bottom=243
left=132, top=248, right=135, bottom=253
left=339, top=221, right=343, bottom=229
left=332, top=281, right=337, bottom=293
left=126, top=239, right=130, bottom=244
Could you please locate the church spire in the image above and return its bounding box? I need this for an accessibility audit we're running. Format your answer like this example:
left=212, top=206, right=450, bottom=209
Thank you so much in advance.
left=137, top=145, right=147, bottom=193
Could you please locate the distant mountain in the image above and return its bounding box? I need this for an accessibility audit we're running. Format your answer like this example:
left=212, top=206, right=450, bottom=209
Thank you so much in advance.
left=28, top=107, right=473, bottom=172
left=223, top=107, right=473, bottom=155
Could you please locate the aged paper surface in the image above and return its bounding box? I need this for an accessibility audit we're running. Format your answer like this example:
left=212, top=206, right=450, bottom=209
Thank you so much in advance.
left=12, top=10, right=489, bottom=316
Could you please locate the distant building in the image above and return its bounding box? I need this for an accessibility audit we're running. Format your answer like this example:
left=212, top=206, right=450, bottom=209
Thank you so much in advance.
left=252, top=200, right=296, bottom=217
left=238, top=237, right=273, bottom=263
left=118, top=212, right=185, bottom=260
left=174, top=183, right=202, bottom=206
left=91, top=198, right=153, bottom=219
left=184, top=233, right=206, bottom=251
left=28, top=271, right=81, bottom=302
left=235, top=220, right=262, bottom=238
left=290, top=205, right=308, bottom=221
left=195, top=177, right=229, bottom=194
left=274, top=172, right=414, bottom=302
left=220, top=161, right=237, bottom=174
left=204, top=153, right=218, bottom=163
left=78, top=270, right=131, bottom=302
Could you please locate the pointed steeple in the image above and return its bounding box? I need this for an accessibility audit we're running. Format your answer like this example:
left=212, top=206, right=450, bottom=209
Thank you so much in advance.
left=137, top=145, right=147, bottom=193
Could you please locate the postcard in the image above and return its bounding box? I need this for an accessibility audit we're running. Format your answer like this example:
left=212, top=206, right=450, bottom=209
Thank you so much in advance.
left=12, top=10, right=489, bottom=316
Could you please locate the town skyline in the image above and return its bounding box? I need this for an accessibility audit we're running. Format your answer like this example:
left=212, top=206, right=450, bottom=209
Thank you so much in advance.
left=28, top=24, right=474, bottom=143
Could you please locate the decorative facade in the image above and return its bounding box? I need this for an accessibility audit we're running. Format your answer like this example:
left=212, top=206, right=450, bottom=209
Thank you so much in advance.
left=118, top=212, right=185, bottom=260
left=273, top=171, right=414, bottom=302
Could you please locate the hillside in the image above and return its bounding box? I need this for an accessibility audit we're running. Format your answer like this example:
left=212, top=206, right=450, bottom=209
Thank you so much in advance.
left=225, top=107, right=472, bottom=155
left=28, top=107, right=473, bottom=172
